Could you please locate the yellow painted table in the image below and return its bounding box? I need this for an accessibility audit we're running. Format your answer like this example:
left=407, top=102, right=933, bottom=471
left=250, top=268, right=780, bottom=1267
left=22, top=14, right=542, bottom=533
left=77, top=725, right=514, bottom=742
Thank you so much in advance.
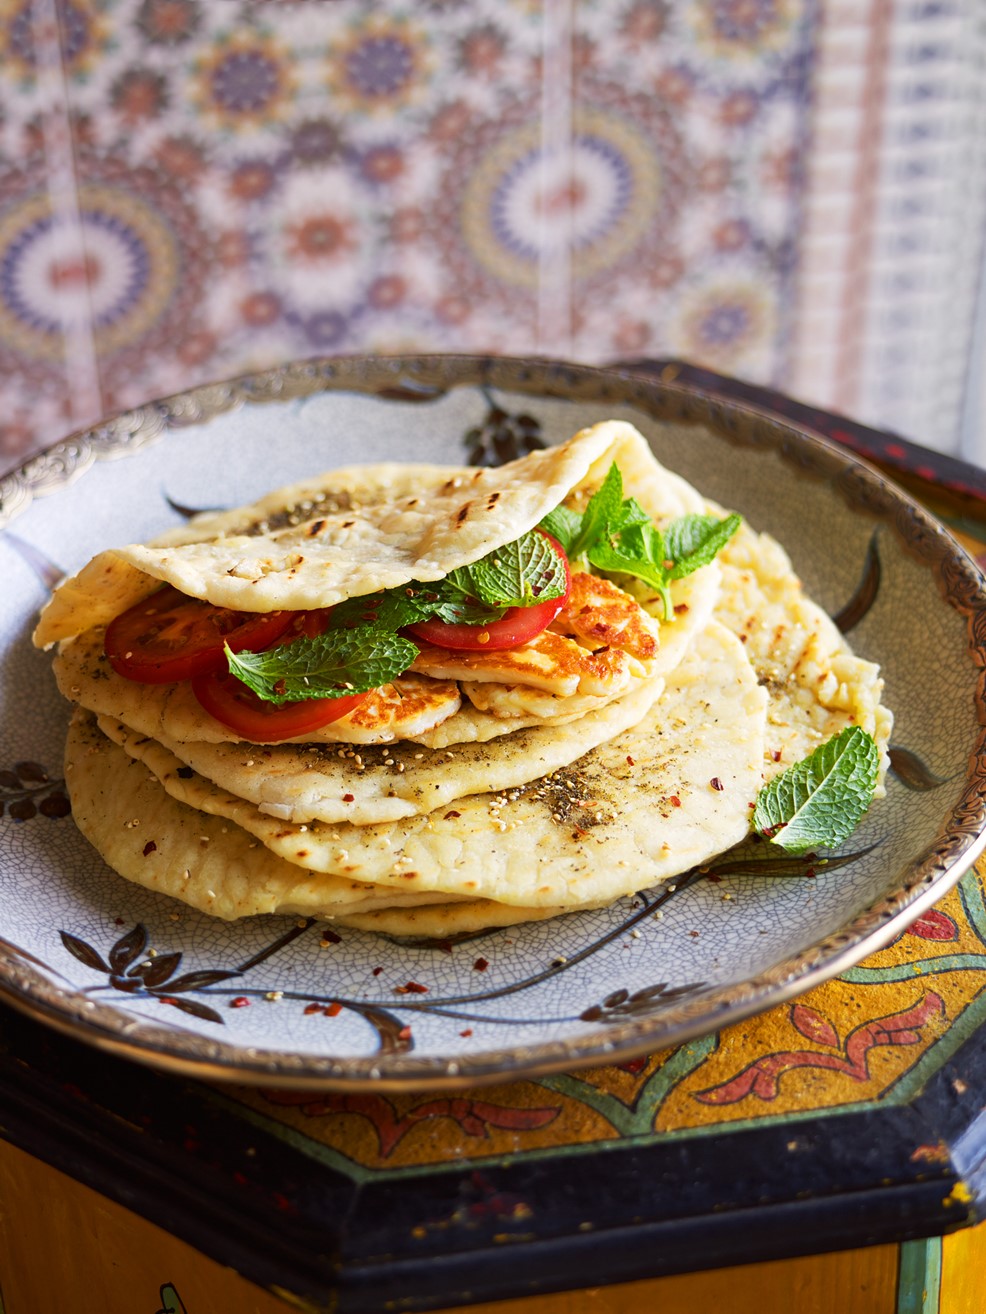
left=1, top=365, right=985, bottom=1313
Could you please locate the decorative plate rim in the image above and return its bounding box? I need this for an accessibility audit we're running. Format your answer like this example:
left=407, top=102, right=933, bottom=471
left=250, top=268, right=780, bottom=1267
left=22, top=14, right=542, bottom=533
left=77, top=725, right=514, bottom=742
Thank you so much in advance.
left=2, top=351, right=985, bottom=1091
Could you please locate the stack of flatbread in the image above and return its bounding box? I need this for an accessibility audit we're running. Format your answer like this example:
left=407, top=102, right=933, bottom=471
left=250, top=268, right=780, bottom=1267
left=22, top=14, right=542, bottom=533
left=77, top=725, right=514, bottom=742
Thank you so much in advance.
left=33, top=421, right=892, bottom=938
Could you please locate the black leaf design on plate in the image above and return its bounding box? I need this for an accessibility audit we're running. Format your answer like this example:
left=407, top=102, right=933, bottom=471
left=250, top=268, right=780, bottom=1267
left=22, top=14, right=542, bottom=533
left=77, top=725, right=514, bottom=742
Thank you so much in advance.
left=832, top=531, right=881, bottom=634
left=60, top=931, right=110, bottom=974
left=109, top=924, right=147, bottom=973
left=889, top=747, right=950, bottom=790
left=704, top=843, right=877, bottom=878
left=164, top=494, right=222, bottom=519
left=4, top=531, right=65, bottom=589
left=375, top=379, right=446, bottom=403
left=130, top=951, right=183, bottom=988
left=0, top=761, right=70, bottom=822
left=580, top=982, right=707, bottom=1024
left=465, top=388, right=545, bottom=467
left=58, top=923, right=242, bottom=1024
left=165, top=968, right=241, bottom=992
left=158, top=996, right=225, bottom=1025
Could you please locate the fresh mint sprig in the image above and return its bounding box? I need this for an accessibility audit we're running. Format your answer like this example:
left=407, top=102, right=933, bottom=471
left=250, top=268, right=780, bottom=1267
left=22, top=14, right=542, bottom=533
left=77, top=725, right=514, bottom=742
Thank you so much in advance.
left=752, top=725, right=880, bottom=853
left=539, top=463, right=740, bottom=620
left=226, top=630, right=420, bottom=705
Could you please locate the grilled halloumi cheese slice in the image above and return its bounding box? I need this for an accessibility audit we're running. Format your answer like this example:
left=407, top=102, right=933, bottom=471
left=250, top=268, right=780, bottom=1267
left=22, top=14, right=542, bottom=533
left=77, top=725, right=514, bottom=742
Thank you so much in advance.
left=410, top=571, right=662, bottom=713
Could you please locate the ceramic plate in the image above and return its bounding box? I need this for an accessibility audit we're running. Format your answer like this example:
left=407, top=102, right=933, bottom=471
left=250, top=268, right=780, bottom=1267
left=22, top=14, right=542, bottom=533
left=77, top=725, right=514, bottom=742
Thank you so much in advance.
left=2, top=355, right=985, bottom=1090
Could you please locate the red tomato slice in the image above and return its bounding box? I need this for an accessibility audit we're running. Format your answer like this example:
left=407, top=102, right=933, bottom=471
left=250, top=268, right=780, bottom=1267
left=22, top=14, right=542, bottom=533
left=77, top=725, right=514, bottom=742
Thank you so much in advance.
left=105, top=586, right=295, bottom=684
left=407, top=532, right=571, bottom=652
left=191, top=669, right=368, bottom=742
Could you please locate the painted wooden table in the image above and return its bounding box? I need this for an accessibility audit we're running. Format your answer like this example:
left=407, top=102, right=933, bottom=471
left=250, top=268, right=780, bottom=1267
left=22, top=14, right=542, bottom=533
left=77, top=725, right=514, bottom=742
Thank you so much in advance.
left=1, top=365, right=985, bottom=1314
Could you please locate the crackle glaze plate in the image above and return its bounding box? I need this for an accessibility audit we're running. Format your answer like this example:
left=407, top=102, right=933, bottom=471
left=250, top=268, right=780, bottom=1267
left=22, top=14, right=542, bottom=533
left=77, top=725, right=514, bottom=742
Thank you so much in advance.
left=2, top=355, right=985, bottom=1091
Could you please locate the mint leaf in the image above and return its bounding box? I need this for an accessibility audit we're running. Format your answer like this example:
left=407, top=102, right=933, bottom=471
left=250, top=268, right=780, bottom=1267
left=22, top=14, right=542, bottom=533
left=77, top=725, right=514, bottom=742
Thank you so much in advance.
left=465, top=529, right=568, bottom=607
left=328, top=588, right=433, bottom=633
left=752, top=726, right=880, bottom=853
left=664, top=513, right=742, bottom=579
left=538, top=505, right=582, bottom=553
left=570, top=462, right=626, bottom=558
left=538, top=463, right=740, bottom=620
left=226, top=630, right=419, bottom=704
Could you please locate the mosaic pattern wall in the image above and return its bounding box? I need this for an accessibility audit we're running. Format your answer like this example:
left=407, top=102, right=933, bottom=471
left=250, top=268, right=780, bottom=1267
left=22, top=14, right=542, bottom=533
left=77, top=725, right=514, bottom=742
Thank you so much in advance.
left=1, top=0, right=985, bottom=475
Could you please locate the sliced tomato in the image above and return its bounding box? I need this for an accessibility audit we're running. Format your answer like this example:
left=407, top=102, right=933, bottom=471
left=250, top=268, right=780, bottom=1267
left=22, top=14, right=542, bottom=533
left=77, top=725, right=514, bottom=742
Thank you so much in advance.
left=191, top=669, right=368, bottom=742
left=407, top=532, right=571, bottom=652
left=105, top=586, right=295, bottom=684
left=281, top=607, right=335, bottom=641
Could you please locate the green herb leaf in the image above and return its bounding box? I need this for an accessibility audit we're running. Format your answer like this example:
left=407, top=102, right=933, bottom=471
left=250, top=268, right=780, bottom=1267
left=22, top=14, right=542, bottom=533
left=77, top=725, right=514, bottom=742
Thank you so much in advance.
left=464, top=529, right=568, bottom=607
left=538, top=505, right=582, bottom=553
left=752, top=726, right=880, bottom=853
left=569, top=462, right=626, bottom=558
left=328, top=588, right=433, bottom=633
left=664, top=513, right=743, bottom=579
left=226, top=630, right=420, bottom=705
left=538, top=463, right=740, bottom=620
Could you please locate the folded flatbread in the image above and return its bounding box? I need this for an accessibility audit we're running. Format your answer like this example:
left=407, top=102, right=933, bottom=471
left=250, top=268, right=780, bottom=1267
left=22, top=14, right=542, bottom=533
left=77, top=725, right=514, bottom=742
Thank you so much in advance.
left=83, top=621, right=766, bottom=917
left=38, top=419, right=892, bottom=936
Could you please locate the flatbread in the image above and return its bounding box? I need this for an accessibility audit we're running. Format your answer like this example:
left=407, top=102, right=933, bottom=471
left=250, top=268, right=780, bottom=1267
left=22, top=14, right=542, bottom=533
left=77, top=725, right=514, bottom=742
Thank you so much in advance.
left=95, top=674, right=664, bottom=825
left=35, top=420, right=697, bottom=646
left=714, top=520, right=893, bottom=786
left=97, top=621, right=768, bottom=912
left=65, top=711, right=476, bottom=920
left=46, top=421, right=893, bottom=938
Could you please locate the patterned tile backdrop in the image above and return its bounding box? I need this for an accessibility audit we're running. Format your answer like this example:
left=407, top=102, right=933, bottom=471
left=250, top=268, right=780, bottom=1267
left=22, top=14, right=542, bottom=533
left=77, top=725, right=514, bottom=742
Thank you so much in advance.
left=1, top=0, right=984, bottom=475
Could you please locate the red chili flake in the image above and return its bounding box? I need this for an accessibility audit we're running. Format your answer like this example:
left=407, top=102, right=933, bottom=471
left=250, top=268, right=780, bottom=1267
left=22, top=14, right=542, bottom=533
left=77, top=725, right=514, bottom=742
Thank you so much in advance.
left=669, top=795, right=682, bottom=808
left=142, top=840, right=157, bottom=856
left=710, top=777, right=724, bottom=791
left=771, top=749, right=782, bottom=762
left=114, top=917, right=125, bottom=926
left=398, top=1026, right=413, bottom=1041
left=326, top=1000, right=342, bottom=1017
left=706, top=873, right=722, bottom=884
left=473, top=957, right=489, bottom=972
left=230, top=996, right=251, bottom=1009
left=342, top=793, right=355, bottom=803
left=372, top=966, right=383, bottom=976
left=460, top=1028, right=473, bottom=1038
left=158, top=996, right=179, bottom=1007
left=394, top=981, right=429, bottom=995
left=688, top=930, right=700, bottom=938
left=444, top=810, right=461, bottom=820
left=304, top=1002, right=322, bottom=1015
left=626, top=755, right=635, bottom=766
left=320, top=928, right=342, bottom=944
left=805, top=869, right=816, bottom=879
